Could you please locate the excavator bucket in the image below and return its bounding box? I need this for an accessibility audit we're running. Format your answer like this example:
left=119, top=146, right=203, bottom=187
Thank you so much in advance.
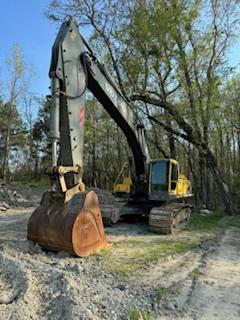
left=27, top=190, right=108, bottom=257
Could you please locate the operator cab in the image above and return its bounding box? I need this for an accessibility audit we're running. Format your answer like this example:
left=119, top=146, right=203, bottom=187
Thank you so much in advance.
left=149, top=159, right=179, bottom=201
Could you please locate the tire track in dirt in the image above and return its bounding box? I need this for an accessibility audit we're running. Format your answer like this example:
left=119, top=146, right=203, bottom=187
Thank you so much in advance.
left=0, top=255, right=27, bottom=305
left=130, top=250, right=205, bottom=316
left=186, top=227, right=240, bottom=320
left=155, top=228, right=240, bottom=320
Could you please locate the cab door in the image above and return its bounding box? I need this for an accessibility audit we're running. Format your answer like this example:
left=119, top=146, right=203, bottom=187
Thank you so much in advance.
left=169, top=161, right=179, bottom=194
left=148, top=160, right=169, bottom=201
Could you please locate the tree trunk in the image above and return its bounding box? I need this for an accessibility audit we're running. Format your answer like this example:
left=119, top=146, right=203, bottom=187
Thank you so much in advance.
left=205, top=149, right=238, bottom=215
left=199, top=157, right=208, bottom=208
left=91, top=124, right=97, bottom=188
left=165, top=111, right=176, bottom=159
left=2, top=119, right=11, bottom=181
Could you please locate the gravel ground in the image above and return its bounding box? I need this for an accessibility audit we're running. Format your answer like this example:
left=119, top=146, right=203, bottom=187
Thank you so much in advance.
left=0, top=188, right=240, bottom=320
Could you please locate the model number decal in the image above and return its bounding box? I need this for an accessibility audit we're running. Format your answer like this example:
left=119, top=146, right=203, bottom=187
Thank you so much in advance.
left=105, top=82, right=127, bottom=114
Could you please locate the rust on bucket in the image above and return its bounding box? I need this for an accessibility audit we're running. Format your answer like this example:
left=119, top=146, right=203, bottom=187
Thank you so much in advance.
left=27, top=190, right=108, bottom=257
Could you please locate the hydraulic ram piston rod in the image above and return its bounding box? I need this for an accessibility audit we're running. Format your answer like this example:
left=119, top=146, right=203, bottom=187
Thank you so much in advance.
left=50, top=77, right=60, bottom=166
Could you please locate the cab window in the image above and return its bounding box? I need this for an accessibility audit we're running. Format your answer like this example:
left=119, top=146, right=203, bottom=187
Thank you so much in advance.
left=171, top=164, right=178, bottom=190
left=151, top=161, right=168, bottom=191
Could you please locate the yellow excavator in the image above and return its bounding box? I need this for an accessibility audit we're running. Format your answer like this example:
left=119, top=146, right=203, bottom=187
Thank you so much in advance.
left=27, top=18, right=193, bottom=257
left=113, top=161, right=132, bottom=194
left=113, top=159, right=191, bottom=197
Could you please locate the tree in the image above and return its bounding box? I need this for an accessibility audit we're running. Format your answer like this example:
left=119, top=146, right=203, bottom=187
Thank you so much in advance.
left=83, top=98, right=129, bottom=189
left=127, top=0, right=239, bottom=214
left=31, top=98, right=51, bottom=178
left=0, top=45, right=31, bottom=180
left=12, top=94, right=43, bottom=181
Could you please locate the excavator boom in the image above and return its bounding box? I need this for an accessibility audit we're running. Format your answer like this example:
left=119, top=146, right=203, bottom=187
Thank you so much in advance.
left=49, top=18, right=150, bottom=192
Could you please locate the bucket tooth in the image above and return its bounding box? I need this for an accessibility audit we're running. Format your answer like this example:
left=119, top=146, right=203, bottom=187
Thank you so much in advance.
left=27, top=190, right=108, bottom=257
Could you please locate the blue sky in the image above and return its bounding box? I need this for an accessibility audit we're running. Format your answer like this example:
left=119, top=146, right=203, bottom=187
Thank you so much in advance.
left=0, top=0, right=57, bottom=97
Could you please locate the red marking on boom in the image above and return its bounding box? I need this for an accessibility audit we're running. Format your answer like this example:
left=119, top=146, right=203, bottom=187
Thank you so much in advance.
left=80, top=107, right=85, bottom=127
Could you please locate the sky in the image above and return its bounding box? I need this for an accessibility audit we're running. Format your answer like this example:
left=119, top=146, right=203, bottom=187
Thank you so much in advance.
left=0, top=0, right=58, bottom=98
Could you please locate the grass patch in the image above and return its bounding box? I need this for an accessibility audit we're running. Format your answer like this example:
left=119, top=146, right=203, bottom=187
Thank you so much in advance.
left=129, top=308, right=151, bottom=320
left=191, top=267, right=200, bottom=280
left=129, top=308, right=139, bottom=320
left=95, top=214, right=225, bottom=277
left=145, top=241, right=189, bottom=263
left=156, top=287, right=167, bottom=300
left=101, top=238, right=192, bottom=276
left=24, top=178, right=49, bottom=188
left=145, top=248, right=159, bottom=263
left=186, top=211, right=224, bottom=231
left=156, top=282, right=181, bottom=301
left=95, top=213, right=227, bottom=276
left=92, top=246, right=112, bottom=257
left=223, top=216, right=240, bottom=228
left=108, top=262, right=140, bottom=276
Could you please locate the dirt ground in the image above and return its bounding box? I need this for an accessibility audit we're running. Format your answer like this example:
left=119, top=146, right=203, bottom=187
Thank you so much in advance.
left=0, top=189, right=240, bottom=320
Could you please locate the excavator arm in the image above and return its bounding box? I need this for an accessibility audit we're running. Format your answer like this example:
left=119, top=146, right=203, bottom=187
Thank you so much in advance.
left=48, top=18, right=150, bottom=195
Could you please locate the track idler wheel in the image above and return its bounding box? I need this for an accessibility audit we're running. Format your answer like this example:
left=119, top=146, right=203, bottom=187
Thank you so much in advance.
left=27, top=190, right=108, bottom=257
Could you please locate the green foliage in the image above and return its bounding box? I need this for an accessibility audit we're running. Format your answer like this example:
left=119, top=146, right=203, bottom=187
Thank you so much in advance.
left=129, top=308, right=151, bottom=320
left=156, top=287, right=167, bottom=300
left=108, top=262, right=139, bottom=276
left=31, top=98, right=51, bottom=170
left=23, top=178, right=49, bottom=188
left=219, top=216, right=240, bottom=229
left=98, top=238, right=192, bottom=276
left=186, top=211, right=224, bottom=231
left=144, top=241, right=190, bottom=263
left=129, top=308, right=140, bottom=320
left=0, top=102, right=26, bottom=145
left=227, top=217, right=240, bottom=228
left=91, top=246, right=112, bottom=257
left=32, top=99, right=50, bottom=143
left=0, top=101, right=27, bottom=177
left=0, top=44, right=32, bottom=180
left=83, top=98, right=128, bottom=189
left=5, top=44, right=25, bottom=78
left=191, top=267, right=200, bottom=280
left=9, top=97, right=51, bottom=181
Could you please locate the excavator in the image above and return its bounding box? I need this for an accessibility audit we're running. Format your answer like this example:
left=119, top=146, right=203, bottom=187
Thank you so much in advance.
left=113, top=161, right=132, bottom=195
left=27, top=18, right=193, bottom=257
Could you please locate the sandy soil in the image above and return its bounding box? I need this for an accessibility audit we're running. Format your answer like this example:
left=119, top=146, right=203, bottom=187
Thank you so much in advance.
left=183, top=227, right=240, bottom=320
left=156, top=227, right=240, bottom=320
left=0, top=204, right=239, bottom=320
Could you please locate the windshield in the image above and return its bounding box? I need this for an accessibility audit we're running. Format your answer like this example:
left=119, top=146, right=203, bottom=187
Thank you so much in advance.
left=151, top=161, right=168, bottom=191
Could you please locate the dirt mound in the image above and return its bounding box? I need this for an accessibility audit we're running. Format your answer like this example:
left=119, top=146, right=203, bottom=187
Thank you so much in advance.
left=89, top=188, right=128, bottom=205
left=0, top=184, right=120, bottom=212
left=89, top=187, right=117, bottom=203
left=0, top=181, right=44, bottom=211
